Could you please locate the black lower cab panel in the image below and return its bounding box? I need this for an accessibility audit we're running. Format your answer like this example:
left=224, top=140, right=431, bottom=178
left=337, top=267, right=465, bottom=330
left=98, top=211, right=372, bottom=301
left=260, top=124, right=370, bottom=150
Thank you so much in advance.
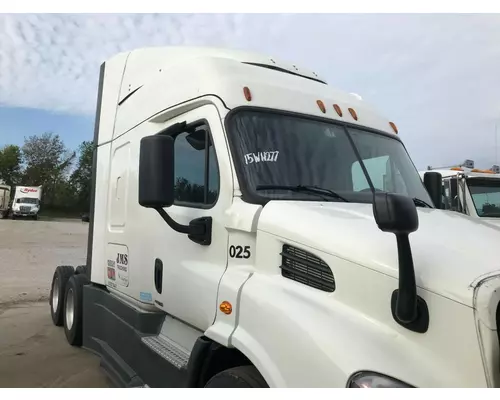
left=82, top=284, right=188, bottom=388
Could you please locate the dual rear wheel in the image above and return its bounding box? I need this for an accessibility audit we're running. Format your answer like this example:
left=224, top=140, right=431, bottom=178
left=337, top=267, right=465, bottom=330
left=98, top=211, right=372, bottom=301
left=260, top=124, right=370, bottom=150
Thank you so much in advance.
left=49, top=265, right=88, bottom=346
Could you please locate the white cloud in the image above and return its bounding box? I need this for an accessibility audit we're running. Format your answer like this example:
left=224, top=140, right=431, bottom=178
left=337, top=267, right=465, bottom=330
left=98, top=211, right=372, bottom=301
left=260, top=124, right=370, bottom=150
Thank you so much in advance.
left=0, top=13, right=499, bottom=169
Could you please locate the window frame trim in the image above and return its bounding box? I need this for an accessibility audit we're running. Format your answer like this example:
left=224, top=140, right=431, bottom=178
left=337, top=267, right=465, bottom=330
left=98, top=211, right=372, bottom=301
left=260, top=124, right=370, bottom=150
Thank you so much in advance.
left=169, top=118, right=221, bottom=210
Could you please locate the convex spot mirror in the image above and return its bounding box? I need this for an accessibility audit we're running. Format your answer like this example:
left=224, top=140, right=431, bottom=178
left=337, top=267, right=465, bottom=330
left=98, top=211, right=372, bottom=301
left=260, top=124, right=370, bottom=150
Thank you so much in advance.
left=185, top=129, right=208, bottom=151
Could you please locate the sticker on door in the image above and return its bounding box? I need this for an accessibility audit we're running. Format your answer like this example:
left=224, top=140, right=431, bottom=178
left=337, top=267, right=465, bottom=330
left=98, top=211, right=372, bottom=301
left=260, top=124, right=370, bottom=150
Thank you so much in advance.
left=107, top=244, right=130, bottom=287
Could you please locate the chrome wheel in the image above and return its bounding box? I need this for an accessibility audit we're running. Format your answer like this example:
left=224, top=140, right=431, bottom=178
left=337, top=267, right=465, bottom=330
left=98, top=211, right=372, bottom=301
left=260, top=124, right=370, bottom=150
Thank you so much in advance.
left=52, top=277, right=59, bottom=312
left=65, top=288, right=75, bottom=330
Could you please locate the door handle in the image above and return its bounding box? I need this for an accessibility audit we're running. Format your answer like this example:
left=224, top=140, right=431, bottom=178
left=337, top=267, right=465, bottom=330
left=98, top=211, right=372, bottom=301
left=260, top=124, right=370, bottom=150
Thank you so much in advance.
left=154, top=258, right=163, bottom=294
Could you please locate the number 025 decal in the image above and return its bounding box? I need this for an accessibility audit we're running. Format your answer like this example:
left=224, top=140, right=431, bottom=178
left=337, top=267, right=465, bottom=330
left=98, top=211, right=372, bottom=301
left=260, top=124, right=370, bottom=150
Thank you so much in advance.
left=229, top=245, right=251, bottom=259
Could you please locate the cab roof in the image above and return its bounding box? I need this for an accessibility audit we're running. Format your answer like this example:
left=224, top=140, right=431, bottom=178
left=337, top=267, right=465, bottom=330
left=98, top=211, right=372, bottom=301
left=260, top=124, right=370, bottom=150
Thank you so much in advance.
left=97, top=46, right=399, bottom=144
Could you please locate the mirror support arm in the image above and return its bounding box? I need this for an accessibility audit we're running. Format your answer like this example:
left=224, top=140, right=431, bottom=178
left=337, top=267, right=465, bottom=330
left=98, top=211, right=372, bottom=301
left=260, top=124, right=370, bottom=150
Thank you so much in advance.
left=155, top=208, right=212, bottom=245
left=155, top=208, right=191, bottom=234
left=394, top=233, right=417, bottom=323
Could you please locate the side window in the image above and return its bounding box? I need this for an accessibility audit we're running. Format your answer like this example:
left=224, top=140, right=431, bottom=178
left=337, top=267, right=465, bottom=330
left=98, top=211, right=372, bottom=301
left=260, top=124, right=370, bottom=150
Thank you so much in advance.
left=173, top=124, right=219, bottom=206
left=352, top=155, right=409, bottom=194
left=441, top=179, right=450, bottom=210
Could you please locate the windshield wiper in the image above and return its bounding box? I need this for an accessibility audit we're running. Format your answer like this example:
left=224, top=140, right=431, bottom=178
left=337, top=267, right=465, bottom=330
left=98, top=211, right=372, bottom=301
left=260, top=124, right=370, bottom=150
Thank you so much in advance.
left=256, top=184, right=348, bottom=202
left=412, top=198, right=433, bottom=208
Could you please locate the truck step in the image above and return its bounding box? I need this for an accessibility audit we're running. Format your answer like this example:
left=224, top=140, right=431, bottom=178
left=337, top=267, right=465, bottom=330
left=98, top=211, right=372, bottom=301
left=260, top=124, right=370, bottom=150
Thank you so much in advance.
left=141, top=335, right=191, bottom=370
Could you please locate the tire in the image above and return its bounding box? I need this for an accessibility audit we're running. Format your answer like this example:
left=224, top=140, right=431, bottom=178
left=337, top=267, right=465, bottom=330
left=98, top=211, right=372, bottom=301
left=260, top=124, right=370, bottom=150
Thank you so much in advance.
left=75, top=265, right=88, bottom=276
left=32, top=214, right=38, bottom=221
left=63, top=273, right=89, bottom=346
left=204, top=366, right=268, bottom=388
left=49, top=265, right=75, bottom=326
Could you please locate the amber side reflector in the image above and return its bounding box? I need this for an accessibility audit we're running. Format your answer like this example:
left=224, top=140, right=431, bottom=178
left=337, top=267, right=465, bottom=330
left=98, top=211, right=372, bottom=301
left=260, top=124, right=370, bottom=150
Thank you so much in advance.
left=389, top=122, right=398, bottom=134
left=472, top=168, right=495, bottom=174
left=317, top=100, right=326, bottom=113
left=333, top=104, right=342, bottom=117
left=348, top=108, right=358, bottom=121
left=243, top=87, right=252, bottom=101
left=451, top=167, right=463, bottom=171
left=220, top=301, right=232, bottom=315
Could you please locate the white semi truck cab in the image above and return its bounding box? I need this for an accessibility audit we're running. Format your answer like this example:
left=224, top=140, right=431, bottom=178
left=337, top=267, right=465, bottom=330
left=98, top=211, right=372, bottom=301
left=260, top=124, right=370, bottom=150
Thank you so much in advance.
left=12, top=185, right=42, bottom=220
left=420, top=160, right=500, bottom=227
left=49, top=46, right=500, bottom=388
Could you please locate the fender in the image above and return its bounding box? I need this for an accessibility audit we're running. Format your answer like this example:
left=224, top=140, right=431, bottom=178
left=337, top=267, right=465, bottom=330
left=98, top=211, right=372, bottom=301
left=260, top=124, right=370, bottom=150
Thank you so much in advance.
left=229, top=269, right=487, bottom=388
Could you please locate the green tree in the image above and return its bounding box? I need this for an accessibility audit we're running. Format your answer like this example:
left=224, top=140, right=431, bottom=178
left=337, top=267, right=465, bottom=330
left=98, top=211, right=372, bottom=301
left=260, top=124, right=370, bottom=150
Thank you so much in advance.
left=0, top=144, right=23, bottom=187
left=22, top=132, right=76, bottom=208
left=70, top=140, right=94, bottom=211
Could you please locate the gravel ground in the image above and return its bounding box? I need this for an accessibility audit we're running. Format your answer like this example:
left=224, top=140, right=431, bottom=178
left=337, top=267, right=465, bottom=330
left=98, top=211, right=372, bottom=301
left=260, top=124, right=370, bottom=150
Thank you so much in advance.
left=0, top=218, right=111, bottom=387
left=0, top=302, right=112, bottom=388
left=0, top=219, right=88, bottom=304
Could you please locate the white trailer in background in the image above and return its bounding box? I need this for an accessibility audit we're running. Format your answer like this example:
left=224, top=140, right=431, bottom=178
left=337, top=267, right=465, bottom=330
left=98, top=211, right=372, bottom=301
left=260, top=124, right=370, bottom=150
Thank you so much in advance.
left=11, top=185, right=42, bottom=220
left=0, top=184, right=11, bottom=219
left=420, top=159, right=500, bottom=227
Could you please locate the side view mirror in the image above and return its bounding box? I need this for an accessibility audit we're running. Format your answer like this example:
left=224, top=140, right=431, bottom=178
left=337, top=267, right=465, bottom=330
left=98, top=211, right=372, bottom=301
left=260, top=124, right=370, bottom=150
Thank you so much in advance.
left=372, top=192, right=428, bottom=334
left=372, top=192, right=418, bottom=235
left=138, top=123, right=213, bottom=246
left=138, top=134, right=175, bottom=208
left=423, top=171, right=442, bottom=209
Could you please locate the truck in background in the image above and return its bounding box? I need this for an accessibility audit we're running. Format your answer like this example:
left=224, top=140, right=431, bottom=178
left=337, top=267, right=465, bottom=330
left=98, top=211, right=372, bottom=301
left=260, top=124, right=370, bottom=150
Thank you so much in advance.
left=0, top=184, right=11, bottom=219
left=48, top=46, right=500, bottom=388
left=420, top=159, right=500, bottom=226
left=11, top=185, right=42, bottom=220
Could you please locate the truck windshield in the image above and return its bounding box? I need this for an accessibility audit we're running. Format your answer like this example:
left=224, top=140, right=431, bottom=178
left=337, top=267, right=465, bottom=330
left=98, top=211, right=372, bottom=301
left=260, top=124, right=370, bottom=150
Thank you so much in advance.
left=227, top=109, right=432, bottom=205
left=18, top=198, right=38, bottom=205
left=467, top=178, right=500, bottom=217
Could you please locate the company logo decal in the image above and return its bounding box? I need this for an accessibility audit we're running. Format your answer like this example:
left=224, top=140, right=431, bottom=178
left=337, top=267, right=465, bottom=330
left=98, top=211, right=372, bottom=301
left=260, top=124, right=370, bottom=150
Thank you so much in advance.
left=20, top=188, right=38, bottom=194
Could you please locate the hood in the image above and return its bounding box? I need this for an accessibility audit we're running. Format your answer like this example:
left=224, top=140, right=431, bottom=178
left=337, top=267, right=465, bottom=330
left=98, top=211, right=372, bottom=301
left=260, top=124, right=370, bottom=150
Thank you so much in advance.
left=480, top=218, right=500, bottom=228
left=257, top=201, right=500, bottom=306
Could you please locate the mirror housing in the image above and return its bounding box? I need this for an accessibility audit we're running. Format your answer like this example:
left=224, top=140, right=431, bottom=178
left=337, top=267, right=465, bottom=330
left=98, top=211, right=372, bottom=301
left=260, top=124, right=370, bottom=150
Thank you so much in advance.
left=372, top=192, right=418, bottom=235
left=138, top=134, right=175, bottom=208
left=423, top=171, right=442, bottom=209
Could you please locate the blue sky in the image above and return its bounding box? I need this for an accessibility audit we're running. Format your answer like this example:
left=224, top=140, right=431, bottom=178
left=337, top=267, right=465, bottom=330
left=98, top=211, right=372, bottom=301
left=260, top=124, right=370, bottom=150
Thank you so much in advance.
left=0, top=106, right=94, bottom=151
left=1, top=13, right=500, bottom=168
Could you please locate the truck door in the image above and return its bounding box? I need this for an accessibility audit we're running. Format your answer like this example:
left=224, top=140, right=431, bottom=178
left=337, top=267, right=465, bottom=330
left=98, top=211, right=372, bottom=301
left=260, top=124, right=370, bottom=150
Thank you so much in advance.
left=150, top=104, right=232, bottom=331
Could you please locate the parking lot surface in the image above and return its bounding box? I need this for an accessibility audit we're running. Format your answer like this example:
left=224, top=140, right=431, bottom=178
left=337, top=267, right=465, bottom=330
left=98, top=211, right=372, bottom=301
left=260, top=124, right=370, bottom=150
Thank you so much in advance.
left=0, top=219, right=88, bottom=305
left=0, top=219, right=112, bottom=388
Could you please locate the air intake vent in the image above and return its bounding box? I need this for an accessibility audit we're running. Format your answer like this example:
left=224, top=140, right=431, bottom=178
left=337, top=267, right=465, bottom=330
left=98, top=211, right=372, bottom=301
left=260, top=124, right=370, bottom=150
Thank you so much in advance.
left=280, top=245, right=335, bottom=292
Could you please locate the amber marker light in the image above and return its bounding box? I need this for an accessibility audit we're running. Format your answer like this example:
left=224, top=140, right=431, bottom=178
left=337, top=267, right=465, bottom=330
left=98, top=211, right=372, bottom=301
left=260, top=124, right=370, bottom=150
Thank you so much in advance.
left=348, top=108, right=358, bottom=121
left=243, top=86, right=252, bottom=101
left=333, top=104, right=343, bottom=117
left=220, top=301, right=232, bottom=315
left=317, top=100, right=326, bottom=113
